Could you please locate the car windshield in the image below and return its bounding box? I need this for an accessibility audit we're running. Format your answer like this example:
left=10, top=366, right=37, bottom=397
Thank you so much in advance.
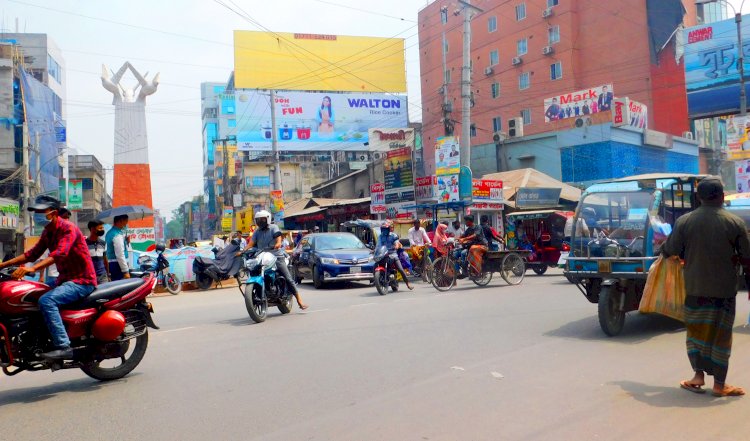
left=315, top=234, right=366, bottom=251
left=571, top=191, right=655, bottom=257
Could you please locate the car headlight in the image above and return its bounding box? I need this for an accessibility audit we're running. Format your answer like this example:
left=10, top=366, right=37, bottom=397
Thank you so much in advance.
left=320, top=257, right=340, bottom=265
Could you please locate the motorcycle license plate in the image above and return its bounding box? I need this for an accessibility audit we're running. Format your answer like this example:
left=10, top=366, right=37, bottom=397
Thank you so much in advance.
left=350, top=266, right=361, bottom=274
left=557, top=252, right=569, bottom=266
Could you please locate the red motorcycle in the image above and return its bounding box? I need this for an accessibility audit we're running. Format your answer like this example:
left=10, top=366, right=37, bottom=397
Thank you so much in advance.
left=0, top=267, right=158, bottom=381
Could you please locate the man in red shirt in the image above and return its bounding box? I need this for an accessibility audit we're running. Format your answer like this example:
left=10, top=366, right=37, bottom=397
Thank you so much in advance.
left=0, top=195, right=98, bottom=359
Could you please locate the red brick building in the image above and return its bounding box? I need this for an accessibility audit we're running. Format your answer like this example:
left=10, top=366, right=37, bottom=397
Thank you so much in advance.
left=418, top=0, right=698, bottom=175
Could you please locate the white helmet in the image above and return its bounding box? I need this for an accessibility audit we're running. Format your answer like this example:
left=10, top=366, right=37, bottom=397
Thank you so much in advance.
left=254, top=209, right=272, bottom=225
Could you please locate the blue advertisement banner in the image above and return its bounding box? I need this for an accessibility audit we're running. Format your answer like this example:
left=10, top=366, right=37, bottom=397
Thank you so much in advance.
left=684, top=17, right=750, bottom=117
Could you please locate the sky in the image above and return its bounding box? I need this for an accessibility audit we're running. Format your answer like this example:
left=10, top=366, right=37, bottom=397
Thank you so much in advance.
left=0, top=0, right=433, bottom=220
left=0, top=0, right=746, bottom=221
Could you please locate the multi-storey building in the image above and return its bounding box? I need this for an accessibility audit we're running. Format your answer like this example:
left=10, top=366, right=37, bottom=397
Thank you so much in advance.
left=418, top=0, right=701, bottom=176
left=68, top=154, right=108, bottom=230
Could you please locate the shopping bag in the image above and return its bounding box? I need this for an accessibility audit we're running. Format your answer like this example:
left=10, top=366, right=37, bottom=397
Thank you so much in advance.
left=639, top=255, right=686, bottom=322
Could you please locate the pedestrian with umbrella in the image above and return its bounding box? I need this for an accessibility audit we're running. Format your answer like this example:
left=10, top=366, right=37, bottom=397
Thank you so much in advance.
left=97, top=205, right=153, bottom=281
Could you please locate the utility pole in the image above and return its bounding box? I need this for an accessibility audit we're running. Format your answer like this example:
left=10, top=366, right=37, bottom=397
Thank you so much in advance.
left=21, top=124, right=31, bottom=238
left=457, top=0, right=483, bottom=171
left=441, top=6, right=452, bottom=136
left=269, top=90, right=283, bottom=192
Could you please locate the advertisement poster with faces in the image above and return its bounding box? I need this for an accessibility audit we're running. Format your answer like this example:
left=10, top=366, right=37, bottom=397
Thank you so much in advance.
left=435, top=174, right=459, bottom=203
left=435, top=136, right=460, bottom=176
left=735, top=160, right=750, bottom=193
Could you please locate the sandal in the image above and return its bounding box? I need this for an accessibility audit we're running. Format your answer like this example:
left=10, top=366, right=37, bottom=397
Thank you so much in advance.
left=712, top=385, right=745, bottom=397
left=680, top=380, right=706, bottom=394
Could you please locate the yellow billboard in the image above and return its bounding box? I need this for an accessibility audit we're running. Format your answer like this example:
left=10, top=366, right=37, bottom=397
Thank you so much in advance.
left=234, top=31, right=406, bottom=93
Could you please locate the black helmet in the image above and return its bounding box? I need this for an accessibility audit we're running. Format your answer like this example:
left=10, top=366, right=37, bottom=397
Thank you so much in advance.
left=155, top=243, right=166, bottom=252
left=27, top=195, right=60, bottom=212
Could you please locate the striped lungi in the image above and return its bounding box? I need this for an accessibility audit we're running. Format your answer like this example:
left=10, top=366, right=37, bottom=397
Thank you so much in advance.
left=684, top=296, right=736, bottom=384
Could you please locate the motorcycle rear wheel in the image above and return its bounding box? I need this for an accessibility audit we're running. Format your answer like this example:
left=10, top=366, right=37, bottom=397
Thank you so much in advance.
left=374, top=269, right=388, bottom=296
left=80, top=332, right=149, bottom=381
left=275, top=278, right=293, bottom=314
left=245, top=284, right=268, bottom=323
left=165, top=272, right=182, bottom=295
left=196, top=273, right=213, bottom=291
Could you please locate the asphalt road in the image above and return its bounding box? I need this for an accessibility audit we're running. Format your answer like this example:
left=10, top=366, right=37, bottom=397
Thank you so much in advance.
left=2, top=270, right=750, bottom=440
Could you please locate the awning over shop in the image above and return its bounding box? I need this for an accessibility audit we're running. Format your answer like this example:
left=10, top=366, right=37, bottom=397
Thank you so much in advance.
left=482, top=168, right=582, bottom=205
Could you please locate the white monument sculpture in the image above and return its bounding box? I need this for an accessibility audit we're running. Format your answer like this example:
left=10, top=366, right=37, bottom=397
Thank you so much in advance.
left=100, top=62, right=160, bottom=250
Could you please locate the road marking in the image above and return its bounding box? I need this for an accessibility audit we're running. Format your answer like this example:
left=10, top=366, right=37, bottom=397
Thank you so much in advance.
left=491, top=372, right=505, bottom=379
left=157, top=326, right=195, bottom=334
left=350, top=303, right=377, bottom=307
left=450, top=366, right=465, bottom=371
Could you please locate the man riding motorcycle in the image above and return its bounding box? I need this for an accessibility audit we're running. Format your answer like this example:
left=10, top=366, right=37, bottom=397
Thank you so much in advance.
left=0, top=195, right=98, bottom=359
left=376, top=219, right=414, bottom=290
left=240, top=210, right=308, bottom=310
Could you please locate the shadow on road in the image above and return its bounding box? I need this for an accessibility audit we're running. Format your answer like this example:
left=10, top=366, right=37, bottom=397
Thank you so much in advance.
left=609, top=380, right=734, bottom=408
left=544, top=313, right=684, bottom=344
left=0, top=374, right=137, bottom=407
left=217, top=312, right=285, bottom=326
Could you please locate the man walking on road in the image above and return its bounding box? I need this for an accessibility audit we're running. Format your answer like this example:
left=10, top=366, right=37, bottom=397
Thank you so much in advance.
left=663, top=177, right=749, bottom=397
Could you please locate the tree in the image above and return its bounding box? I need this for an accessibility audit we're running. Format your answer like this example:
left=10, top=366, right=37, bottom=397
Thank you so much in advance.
left=165, top=206, right=186, bottom=239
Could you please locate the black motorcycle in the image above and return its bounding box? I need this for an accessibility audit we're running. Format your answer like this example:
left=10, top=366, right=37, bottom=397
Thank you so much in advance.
left=192, top=240, right=243, bottom=290
left=132, top=244, right=181, bottom=295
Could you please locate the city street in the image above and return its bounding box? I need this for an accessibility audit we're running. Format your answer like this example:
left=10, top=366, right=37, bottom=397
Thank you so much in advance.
left=2, top=272, right=750, bottom=440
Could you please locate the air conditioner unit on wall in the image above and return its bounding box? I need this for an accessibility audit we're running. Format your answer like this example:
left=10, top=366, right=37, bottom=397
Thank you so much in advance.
left=508, top=117, right=524, bottom=138
left=542, top=8, right=553, bottom=18
left=372, top=152, right=383, bottom=160
left=493, top=131, right=506, bottom=143
left=512, top=57, right=522, bottom=66
left=484, top=66, right=494, bottom=76
left=542, top=46, right=554, bottom=55
left=682, top=131, right=695, bottom=140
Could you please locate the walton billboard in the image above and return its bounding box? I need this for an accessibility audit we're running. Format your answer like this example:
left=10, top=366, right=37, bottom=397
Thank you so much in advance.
left=684, top=16, right=750, bottom=117
left=235, top=90, right=408, bottom=152
left=234, top=31, right=407, bottom=93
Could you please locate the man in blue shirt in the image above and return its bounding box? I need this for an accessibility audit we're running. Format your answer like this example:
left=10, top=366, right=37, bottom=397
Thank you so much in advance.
left=376, top=220, right=413, bottom=290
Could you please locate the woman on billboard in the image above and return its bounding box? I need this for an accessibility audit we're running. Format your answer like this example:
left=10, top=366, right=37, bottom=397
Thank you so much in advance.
left=317, top=96, right=335, bottom=134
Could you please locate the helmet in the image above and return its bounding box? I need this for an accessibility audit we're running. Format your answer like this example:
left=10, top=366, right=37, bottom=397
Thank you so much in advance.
left=583, top=207, right=597, bottom=217
left=382, top=219, right=393, bottom=229
left=255, top=210, right=272, bottom=224
left=92, top=310, right=126, bottom=341
left=155, top=243, right=166, bottom=252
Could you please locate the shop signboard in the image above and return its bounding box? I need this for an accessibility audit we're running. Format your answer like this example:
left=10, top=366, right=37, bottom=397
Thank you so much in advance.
left=434, top=136, right=460, bottom=176
left=0, top=198, right=19, bottom=230
left=472, top=179, right=504, bottom=205
left=221, top=207, right=233, bottom=232
left=68, top=179, right=83, bottom=210
left=684, top=17, right=750, bottom=117
left=235, top=90, right=408, bottom=152
left=370, top=183, right=386, bottom=214
left=367, top=128, right=415, bottom=152
left=383, top=147, right=415, bottom=219
left=544, top=84, right=614, bottom=123
left=516, top=187, right=562, bottom=208
left=612, top=97, right=648, bottom=129
left=415, top=176, right=435, bottom=201
left=249, top=176, right=271, bottom=187
left=270, top=190, right=285, bottom=224
left=127, top=227, right=155, bottom=252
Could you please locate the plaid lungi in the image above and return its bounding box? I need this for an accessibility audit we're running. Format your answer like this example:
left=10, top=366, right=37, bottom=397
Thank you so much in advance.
left=684, top=296, right=736, bottom=383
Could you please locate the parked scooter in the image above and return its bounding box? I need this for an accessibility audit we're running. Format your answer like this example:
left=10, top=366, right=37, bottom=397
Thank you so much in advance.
left=239, top=248, right=293, bottom=323
left=0, top=267, right=158, bottom=381
left=132, top=243, right=181, bottom=295
left=192, top=239, right=243, bottom=290
left=372, top=246, right=400, bottom=296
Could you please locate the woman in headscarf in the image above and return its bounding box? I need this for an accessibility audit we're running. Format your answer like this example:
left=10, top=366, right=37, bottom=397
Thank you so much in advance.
left=459, top=215, right=488, bottom=276
left=433, top=223, right=450, bottom=257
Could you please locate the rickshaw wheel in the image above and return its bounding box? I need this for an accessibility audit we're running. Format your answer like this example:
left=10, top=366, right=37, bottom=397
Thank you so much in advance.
left=501, top=253, right=526, bottom=286
left=430, top=257, right=456, bottom=292
left=471, top=270, right=493, bottom=286
left=598, top=285, right=625, bottom=336
left=532, top=265, right=548, bottom=275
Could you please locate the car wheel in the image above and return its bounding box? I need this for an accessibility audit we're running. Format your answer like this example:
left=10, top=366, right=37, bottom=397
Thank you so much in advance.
left=313, top=264, right=324, bottom=289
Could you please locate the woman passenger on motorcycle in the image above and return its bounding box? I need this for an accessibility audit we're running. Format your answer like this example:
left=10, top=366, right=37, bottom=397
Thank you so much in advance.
left=376, top=220, right=414, bottom=290
left=241, top=210, right=309, bottom=310
left=459, top=215, right=489, bottom=276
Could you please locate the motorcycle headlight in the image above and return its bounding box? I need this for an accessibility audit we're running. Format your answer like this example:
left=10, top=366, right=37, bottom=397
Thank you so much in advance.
left=320, top=257, right=339, bottom=265
left=368, top=255, right=374, bottom=262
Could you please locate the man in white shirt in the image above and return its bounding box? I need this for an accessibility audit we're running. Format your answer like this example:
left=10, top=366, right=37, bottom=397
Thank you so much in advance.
left=234, top=231, right=247, bottom=249
left=407, top=219, right=431, bottom=246
left=446, top=220, right=465, bottom=238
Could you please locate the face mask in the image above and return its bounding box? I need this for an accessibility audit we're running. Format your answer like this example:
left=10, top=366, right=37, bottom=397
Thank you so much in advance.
left=95, top=229, right=105, bottom=236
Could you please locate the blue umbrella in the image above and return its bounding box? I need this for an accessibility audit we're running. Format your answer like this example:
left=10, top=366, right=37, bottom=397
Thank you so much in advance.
left=96, top=205, right=153, bottom=223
